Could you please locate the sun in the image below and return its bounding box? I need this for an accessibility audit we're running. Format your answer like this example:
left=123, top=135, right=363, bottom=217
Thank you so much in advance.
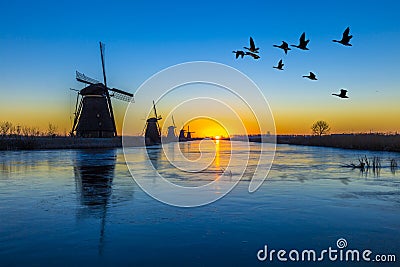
left=214, top=135, right=221, bottom=140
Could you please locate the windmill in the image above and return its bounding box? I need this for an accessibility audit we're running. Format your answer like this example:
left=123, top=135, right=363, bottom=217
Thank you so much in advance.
left=179, top=124, right=195, bottom=142
left=144, top=100, right=162, bottom=146
left=165, top=115, right=177, bottom=142
left=186, top=125, right=195, bottom=140
left=178, top=128, right=187, bottom=142
left=70, top=42, right=133, bottom=138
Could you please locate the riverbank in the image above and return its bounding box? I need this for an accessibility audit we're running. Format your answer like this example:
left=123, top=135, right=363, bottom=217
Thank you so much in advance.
left=275, top=134, right=400, bottom=152
left=0, top=136, right=144, bottom=150
left=2, top=134, right=400, bottom=152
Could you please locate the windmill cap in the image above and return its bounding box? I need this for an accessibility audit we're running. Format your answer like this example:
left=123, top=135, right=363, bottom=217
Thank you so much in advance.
left=80, top=84, right=106, bottom=96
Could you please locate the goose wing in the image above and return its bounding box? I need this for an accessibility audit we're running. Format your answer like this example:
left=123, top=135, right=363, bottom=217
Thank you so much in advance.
left=300, top=32, right=306, bottom=43
left=343, top=27, right=350, bottom=38
left=250, top=37, right=255, bottom=50
left=232, top=51, right=238, bottom=58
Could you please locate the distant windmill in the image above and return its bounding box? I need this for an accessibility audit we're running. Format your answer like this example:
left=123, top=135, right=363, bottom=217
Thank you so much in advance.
left=179, top=124, right=195, bottom=142
left=186, top=125, right=195, bottom=140
left=165, top=115, right=178, bottom=142
left=71, top=42, right=133, bottom=138
left=178, top=128, right=187, bottom=142
left=144, top=100, right=162, bottom=146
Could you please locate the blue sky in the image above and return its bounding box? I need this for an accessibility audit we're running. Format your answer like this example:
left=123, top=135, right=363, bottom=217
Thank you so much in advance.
left=1, top=0, right=399, bottom=134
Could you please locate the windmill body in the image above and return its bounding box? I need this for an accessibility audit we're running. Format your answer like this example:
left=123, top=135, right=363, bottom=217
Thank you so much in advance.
left=178, top=129, right=187, bottom=142
left=144, top=101, right=162, bottom=146
left=145, top=118, right=161, bottom=146
left=166, top=126, right=176, bottom=139
left=165, top=126, right=178, bottom=143
left=164, top=115, right=178, bottom=143
left=73, top=84, right=116, bottom=138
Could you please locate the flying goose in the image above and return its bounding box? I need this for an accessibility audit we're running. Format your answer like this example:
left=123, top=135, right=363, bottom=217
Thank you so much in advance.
left=332, top=89, right=349, bottom=98
left=302, top=72, right=317, bottom=80
left=244, top=37, right=259, bottom=53
left=232, top=50, right=245, bottom=59
left=333, top=27, right=353, bottom=46
left=291, top=32, right=310, bottom=50
left=273, top=59, right=284, bottom=70
left=273, top=41, right=291, bottom=54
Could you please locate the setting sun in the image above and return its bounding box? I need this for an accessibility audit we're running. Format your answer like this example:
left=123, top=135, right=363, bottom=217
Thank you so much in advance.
left=178, top=118, right=229, bottom=138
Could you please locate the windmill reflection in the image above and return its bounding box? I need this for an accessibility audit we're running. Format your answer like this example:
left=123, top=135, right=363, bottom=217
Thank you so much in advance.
left=74, top=149, right=116, bottom=255
left=146, top=146, right=161, bottom=170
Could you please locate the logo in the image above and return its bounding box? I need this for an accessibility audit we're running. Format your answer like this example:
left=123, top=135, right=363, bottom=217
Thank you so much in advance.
left=257, top=238, right=396, bottom=263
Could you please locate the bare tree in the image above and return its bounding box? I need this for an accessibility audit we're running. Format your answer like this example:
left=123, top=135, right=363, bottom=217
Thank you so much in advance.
left=9, top=125, right=15, bottom=136
left=47, top=123, right=58, bottom=136
left=0, top=121, right=12, bottom=136
left=22, top=126, right=31, bottom=136
left=16, top=125, right=21, bottom=136
left=311, top=120, right=330, bottom=136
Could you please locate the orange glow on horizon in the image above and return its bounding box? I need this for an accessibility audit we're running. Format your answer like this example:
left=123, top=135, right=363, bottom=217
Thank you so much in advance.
left=2, top=96, right=399, bottom=136
left=178, top=118, right=229, bottom=138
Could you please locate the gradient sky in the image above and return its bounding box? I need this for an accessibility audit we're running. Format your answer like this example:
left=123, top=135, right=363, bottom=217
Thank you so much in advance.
left=1, top=0, right=399, bottom=136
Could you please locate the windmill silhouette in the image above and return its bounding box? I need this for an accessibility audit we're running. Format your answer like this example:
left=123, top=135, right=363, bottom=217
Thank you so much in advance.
left=70, top=42, right=133, bottom=138
left=144, top=101, right=162, bottom=146
left=186, top=125, right=195, bottom=140
left=178, top=128, right=187, bottom=142
left=165, top=115, right=178, bottom=142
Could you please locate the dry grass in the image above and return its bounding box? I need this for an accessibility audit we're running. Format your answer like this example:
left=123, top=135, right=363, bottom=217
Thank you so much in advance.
left=277, top=134, right=400, bottom=152
left=0, top=136, right=124, bottom=150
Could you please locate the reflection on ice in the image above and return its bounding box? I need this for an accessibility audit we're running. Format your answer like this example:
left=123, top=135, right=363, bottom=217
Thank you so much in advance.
left=73, top=149, right=116, bottom=255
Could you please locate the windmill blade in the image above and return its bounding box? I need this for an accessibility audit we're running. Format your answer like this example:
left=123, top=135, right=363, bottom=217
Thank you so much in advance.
left=100, top=42, right=107, bottom=88
left=153, top=100, right=158, bottom=119
left=172, top=115, right=176, bottom=128
left=76, top=71, right=101, bottom=85
left=108, top=88, right=134, bottom=102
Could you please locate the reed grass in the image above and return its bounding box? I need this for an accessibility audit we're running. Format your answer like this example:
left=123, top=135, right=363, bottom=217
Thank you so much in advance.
left=277, top=134, right=400, bottom=152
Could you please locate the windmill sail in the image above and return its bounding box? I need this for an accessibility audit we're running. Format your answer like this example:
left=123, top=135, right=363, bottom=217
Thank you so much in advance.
left=109, top=88, right=134, bottom=102
left=76, top=71, right=101, bottom=85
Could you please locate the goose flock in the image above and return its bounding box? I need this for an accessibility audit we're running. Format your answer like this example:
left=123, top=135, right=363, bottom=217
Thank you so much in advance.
left=232, top=27, right=353, bottom=99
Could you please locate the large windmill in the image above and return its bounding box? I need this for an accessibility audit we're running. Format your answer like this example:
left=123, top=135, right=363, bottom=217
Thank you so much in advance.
left=70, top=42, right=133, bottom=138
